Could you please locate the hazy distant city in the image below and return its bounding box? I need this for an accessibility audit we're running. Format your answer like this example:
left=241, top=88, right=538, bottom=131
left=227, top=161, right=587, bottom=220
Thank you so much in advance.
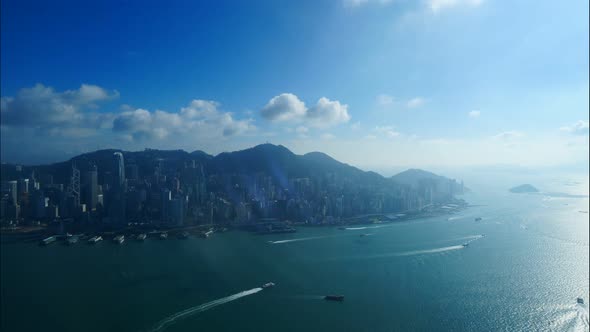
left=0, top=144, right=465, bottom=234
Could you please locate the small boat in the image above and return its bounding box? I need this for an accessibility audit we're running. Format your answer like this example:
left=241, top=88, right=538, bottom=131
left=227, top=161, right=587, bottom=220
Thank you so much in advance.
left=200, top=230, right=213, bottom=238
left=577, top=298, right=584, bottom=304
left=475, top=217, right=482, bottom=221
left=159, top=232, right=168, bottom=240
left=41, top=236, right=56, bottom=246
left=66, top=236, right=79, bottom=245
left=359, top=234, right=369, bottom=237
left=178, top=231, right=190, bottom=239
left=113, top=235, right=125, bottom=244
left=462, top=243, right=469, bottom=247
left=88, top=236, right=103, bottom=244
left=262, top=282, right=275, bottom=289
left=137, top=233, right=147, bottom=241
left=324, top=295, right=344, bottom=302
left=337, top=227, right=346, bottom=230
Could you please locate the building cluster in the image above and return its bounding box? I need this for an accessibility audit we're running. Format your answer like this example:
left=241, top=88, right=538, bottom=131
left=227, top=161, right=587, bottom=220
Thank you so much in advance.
left=0, top=152, right=463, bottom=229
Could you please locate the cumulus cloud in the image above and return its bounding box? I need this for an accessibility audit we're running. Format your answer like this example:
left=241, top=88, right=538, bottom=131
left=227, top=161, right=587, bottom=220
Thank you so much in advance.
left=260, top=93, right=350, bottom=128
left=406, top=97, right=425, bottom=108
left=112, top=100, right=254, bottom=141
left=260, top=93, right=306, bottom=122
left=0, top=83, right=118, bottom=129
left=560, top=120, right=589, bottom=136
left=468, top=110, right=481, bottom=118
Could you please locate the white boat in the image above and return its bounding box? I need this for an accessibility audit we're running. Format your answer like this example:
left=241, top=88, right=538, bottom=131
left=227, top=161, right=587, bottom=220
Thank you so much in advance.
left=41, top=236, right=56, bottom=245
left=114, top=235, right=125, bottom=244
left=66, top=236, right=79, bottom=245
left=159, top=232, right=168, bottom=240
left=88, top=236, right=103, bottom=244
left=262, top=282, right=275, bottom=289
left=137, top=233, right=147, bottom=241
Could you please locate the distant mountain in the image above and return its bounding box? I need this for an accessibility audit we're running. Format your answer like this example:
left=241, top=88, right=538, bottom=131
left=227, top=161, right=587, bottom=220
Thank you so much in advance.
left=1, top=144, right=458, bottom=191
left=390, top=169, right=446, bottom=187
left=509, top=184, right=539, bottom=193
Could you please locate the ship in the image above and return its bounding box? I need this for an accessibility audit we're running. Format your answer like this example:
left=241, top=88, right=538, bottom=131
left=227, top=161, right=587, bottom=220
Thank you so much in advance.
left=41, top=236, right=56, bottom=246
left=88, top=236, right=103, bottom=244
left=462, top=243, right=469, bottom=247
left=324, top=295, right=344, bottom=302
left=262, top=282, right=275, bottom=289
left=159, top=232, right=168, bottom=240
left=137, top=233, right=147, bottom=241
left=113, top=235, right=125, bottom=244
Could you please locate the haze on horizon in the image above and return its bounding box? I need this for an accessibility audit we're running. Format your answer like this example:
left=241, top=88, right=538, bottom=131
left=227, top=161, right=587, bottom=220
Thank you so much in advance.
left=1, top=0, right=588, bottom=172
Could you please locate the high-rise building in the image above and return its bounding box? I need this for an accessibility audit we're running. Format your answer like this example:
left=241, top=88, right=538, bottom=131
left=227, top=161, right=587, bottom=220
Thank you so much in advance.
left=85, top=165, right=98, bottom=211
left=2, top=181, right=17, bottom=205
left=113, top=152, right=125, bottom=189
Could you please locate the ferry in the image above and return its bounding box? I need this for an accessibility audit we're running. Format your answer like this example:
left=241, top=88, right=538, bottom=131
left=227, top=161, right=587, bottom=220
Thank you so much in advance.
left=113, top=235, right=125, bottom=244
left=324, top=295, right=344, bottom=302
left=41, top=236, right=56, bottom=246
left=88, top=236, right=103, bottom=244
left=66, top=236, right=79, bottom=245
left=137, top=233, right=147, bottom=241
left=262, top=282, right=275, bottom=289
left=159, top=232, right=168, bottom=240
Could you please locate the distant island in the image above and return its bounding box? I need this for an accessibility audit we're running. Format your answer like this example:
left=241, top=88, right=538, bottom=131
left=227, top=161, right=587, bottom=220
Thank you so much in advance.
left=509, top=184, right=539, bottom=193
left=0, top=144, right=466, bottom=239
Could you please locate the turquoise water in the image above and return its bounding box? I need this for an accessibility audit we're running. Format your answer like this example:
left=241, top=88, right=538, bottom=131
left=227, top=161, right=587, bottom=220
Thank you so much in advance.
left=1, top=185, right=589, bottom=331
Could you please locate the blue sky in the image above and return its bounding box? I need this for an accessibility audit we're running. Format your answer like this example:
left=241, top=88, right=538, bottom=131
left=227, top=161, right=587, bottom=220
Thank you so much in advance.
left=1, top=0, right=588, bottom=170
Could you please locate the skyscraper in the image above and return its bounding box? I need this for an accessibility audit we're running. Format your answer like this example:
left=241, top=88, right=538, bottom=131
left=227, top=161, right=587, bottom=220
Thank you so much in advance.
left=113, top=152, right=125, bottom=189
left=85, top=165, right=98, bottom=211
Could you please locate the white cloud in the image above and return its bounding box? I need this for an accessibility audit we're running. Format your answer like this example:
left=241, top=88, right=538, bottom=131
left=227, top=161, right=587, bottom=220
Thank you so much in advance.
left=0, top=83, right=118, bottom=129
left=306, top=97, right=351, bottom=128
left=112, top=99, right=255, bottom=141
left=260, top=93, right=306, bottom=122
left=406, top=97, right=425, bottom=108
left=321, top=133, right=336, bottom=140
left=560, top=120, right=589, bottom=136
left=260, top=93, right=350, bottom=128
left=428, top=0, right=484, bottom=13
left=468, top=110, right=481, bottom=118
left=374, top=125, right=401, bottom=139
left=376, top=94, right=395, bottom=107
left=492, top=131, right=525, bottom=140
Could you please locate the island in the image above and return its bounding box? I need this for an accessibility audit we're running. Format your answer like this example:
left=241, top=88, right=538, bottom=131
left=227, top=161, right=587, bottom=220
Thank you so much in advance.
left=509, top=184, right=539, bottom=193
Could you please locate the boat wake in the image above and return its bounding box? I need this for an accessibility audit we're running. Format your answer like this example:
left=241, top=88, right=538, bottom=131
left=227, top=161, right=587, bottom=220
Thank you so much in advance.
left=268, top=235, right=333, bottom=244
left=392, top=245, right=464, bottom=257
left=148, top=287, right=263, bottom=332
left=344, top=226, right=383, bottom=230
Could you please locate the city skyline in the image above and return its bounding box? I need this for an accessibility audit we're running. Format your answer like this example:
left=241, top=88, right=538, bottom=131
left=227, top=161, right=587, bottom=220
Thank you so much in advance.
left=1, top=0, right=588, bottom=169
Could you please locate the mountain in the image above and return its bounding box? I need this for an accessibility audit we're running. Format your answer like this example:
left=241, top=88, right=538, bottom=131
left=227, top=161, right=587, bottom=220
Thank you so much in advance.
left=509, top=184, right=539, bottom=193
left=1, top=144, right=458, bottom=190
left=390, top=169, right=446, bottom=186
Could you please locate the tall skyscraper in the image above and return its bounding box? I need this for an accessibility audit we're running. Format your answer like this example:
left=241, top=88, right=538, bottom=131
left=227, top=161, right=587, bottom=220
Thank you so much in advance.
left=113, top=152, right=125, bottom=189
left=85, top=165, right=98, bottom=211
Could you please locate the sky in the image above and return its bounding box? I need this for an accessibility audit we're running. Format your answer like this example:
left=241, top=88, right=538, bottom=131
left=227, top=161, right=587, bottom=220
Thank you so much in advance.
left=1, top=0, right=588, bottom=172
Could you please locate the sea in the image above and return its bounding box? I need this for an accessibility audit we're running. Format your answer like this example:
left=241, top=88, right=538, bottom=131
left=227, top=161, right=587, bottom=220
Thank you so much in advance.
left=1, top=173, right=588, bottom=332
